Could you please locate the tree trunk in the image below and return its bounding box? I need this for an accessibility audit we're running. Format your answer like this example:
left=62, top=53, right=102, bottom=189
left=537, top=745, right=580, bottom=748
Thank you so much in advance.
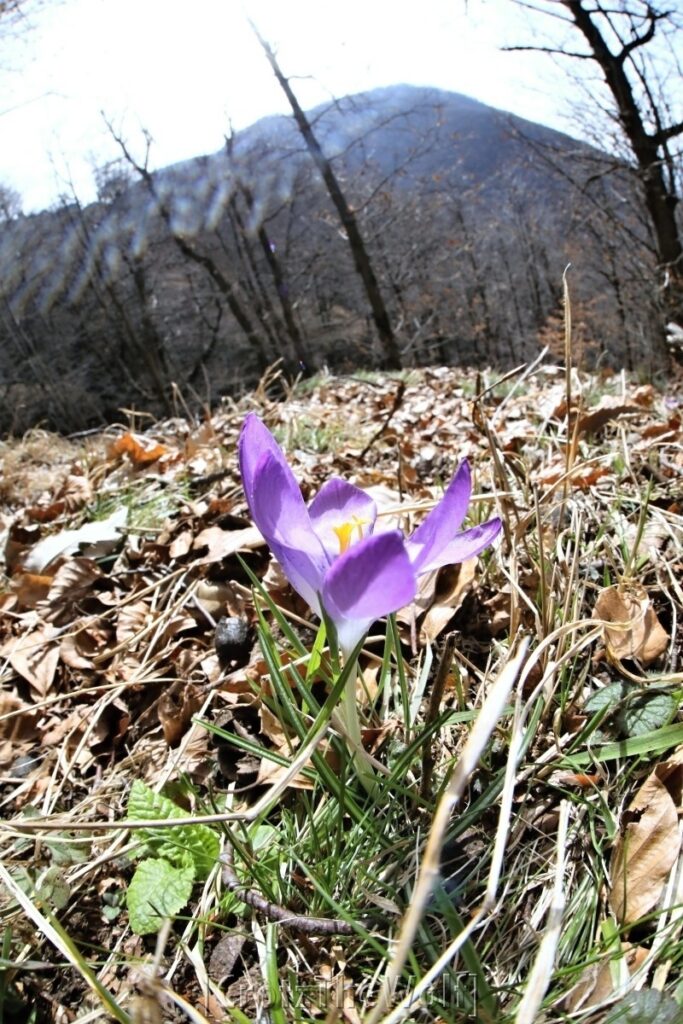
left=253, top=26, right=402, bottom=370
left=563, top=1, right=683, bottom=319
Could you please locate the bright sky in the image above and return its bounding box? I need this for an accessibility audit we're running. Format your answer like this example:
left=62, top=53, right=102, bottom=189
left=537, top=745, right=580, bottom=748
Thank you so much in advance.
left=0, top=0, right=576, bottom=212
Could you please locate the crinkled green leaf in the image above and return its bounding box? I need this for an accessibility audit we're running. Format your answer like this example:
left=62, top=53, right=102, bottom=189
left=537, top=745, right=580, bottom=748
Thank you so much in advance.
left=617, top=692, right=678, bottom=737
left=37, top=866, right=70, bottom=910
left=604, top=989, right=681, bottom=1024
left=585, top=682, right=633, bottom=716
left=44, top=837, right=89, bottom=866
left=125, top=780, right=220, bottom=879
left=585, top=684, right=676, bottom=740
left=126, top=857, right=195, bottom=935
left=584, top=682, right=633, bottom=742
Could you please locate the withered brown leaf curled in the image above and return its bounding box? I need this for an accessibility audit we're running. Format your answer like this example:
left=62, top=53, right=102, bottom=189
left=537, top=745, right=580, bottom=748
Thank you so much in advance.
left=4, top=625, right=61, bottom=700
left=610, top=748, right=683, bottom=925
left=577, top=397, right=641, bottom=436
left=593, top=583, right=669, bottom=666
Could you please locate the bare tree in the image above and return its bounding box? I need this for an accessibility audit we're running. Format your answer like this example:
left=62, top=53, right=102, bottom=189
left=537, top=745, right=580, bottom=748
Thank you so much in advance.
left=251, top=23, right=403, bottom=370
left=107, top=126, right=276, bottom=376
left=93, top=159, right=134, bottom=204
left=506, top=1, right=683, bottom=329
left=0, top=182, right=21, bottom=220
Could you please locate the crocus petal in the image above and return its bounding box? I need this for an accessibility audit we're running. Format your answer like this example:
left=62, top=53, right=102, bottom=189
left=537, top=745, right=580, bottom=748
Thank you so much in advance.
left=265, top=537, right=326, bottom=616
left=414, top=517, right=502, bottom=573
left=322, top=531, right=416, bottom=656
left=406, top=461, right=472, bottom=573
left=250, top=452, right=328, bottom=611
left=239, top=413, right=300, bottom=509
left=308, top=477, right=377, bottom=561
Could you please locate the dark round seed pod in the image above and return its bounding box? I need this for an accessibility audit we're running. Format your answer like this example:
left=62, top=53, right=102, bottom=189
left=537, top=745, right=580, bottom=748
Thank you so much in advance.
left=214, top=616, right=252, bottom=664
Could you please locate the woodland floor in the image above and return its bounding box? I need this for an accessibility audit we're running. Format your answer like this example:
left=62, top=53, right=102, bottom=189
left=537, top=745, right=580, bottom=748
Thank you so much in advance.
left=0, top=362, right=682, bottom=1024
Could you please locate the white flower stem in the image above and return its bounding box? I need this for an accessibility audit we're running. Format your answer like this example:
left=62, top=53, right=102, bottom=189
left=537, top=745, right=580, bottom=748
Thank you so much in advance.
left=338, top=660, right=377, bottom=794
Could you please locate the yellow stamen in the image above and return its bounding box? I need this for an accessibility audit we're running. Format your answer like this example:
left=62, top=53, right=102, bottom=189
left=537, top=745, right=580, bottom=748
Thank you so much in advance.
left=332, top=515, right=368, bottom=554
left=333, top=521, right=354, bottom=553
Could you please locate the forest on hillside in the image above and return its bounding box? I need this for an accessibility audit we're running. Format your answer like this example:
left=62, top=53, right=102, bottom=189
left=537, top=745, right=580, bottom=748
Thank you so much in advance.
left=0, top=1, right=681, bottom=435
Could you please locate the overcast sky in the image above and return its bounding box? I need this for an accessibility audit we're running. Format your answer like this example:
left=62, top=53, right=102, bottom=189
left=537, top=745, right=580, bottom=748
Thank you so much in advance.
left=1, top=0, right=581, bottom=212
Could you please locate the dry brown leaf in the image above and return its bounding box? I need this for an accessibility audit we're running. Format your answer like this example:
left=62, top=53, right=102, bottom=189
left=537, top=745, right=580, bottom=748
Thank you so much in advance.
left=593, top=584, right=669, bottom=666
left=26, top=499, right=69, bottom=524
left=577, top=397, right=641, bottom=436
left=210, top=650, right=265, bottom=699
left=256, top=750, right=314, bottom=790
left=59, top=631, right=95, bottom=670
left=180, top=723, right=214, bottom=777
left=639, top=415, right=680, bottom=442
left=109, top=432, right=167, bottom=465
left=4, top=626, right=61, bottom=700
left=654, top=745, right=683, bottom=807
left=195, top=580, right=246, bottom=619
left=421, top=559, right=477, bottom=643
left=192, top=525, right=264, bottom=564
left=622, top=519, right=670, bottom=562
left=259, top=703, right=297, bottom=752
left=396, top=569, right=438, bottom=629
left=11, top=572, right=54, bottom=609
left=168, top=528, right=193, bottom=559
left=565, top=943, right=649, bottom=1012
left=0, top=691, right=39, bottom=745
left=115, top=601, right=151, bottom=647
left=41, top=698, right=129, bottom=763
left=632, top=384, right=656, bottom=407
left=103, top=652, right=144, bottom=685
left=609, top=751, right=683, bottom=924
left=41, top=706, right=90, bottom=750
left=60, top=618, right=112, bottom=669
left=356, top=664, right=379, bottom=708
left=157, top=613, right=196, bottom=647
left=40, top=557, right=103, bottom=623
left=396, top=559, right=477, bottom=645
left=158, top=682, right=203, bottom=746
left=27, top=473, right=92, bottom=523
left=535, top=462, right=611, bottom=489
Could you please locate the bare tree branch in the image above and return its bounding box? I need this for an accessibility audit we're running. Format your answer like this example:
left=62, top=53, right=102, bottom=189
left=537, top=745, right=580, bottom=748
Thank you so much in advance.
left=249, top=20, right=402, bottom=369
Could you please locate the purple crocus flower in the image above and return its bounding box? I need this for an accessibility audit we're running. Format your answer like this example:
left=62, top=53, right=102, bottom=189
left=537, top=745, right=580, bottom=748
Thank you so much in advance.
left=239, top=414, right=501, bottom=656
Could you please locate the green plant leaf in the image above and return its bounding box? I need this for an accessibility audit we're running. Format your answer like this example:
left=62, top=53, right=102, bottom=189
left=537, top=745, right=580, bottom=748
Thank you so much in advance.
left=562, top=721, right=683, bottom=766
left=44, top=837, right=89, bottom=866
left=585, top=684, right=677, bottom=740
left=604, top=989, right=682, bottom=1024
left=126, top=858, right=195, bottom=935
left=125, top=780, right=220, bottom=879
left=37, top=866, right=70, bottom=910
left=585, top=682, right=633, bottom=716
left=617, top=692, right=678, bottom=737
left=306, top=621, right=327, bottom=680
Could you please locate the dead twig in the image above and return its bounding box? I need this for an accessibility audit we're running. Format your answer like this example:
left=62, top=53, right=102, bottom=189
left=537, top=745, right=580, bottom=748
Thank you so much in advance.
left=220, top=843, right=354, bottom=935
left=358, top=381, right=406, bottom=460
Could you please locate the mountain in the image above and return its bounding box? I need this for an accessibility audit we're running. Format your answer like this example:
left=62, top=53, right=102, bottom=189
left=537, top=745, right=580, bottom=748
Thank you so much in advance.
left=0, top=85, right=657, bottom=434
left=154, top=85, right=587, bottom=228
